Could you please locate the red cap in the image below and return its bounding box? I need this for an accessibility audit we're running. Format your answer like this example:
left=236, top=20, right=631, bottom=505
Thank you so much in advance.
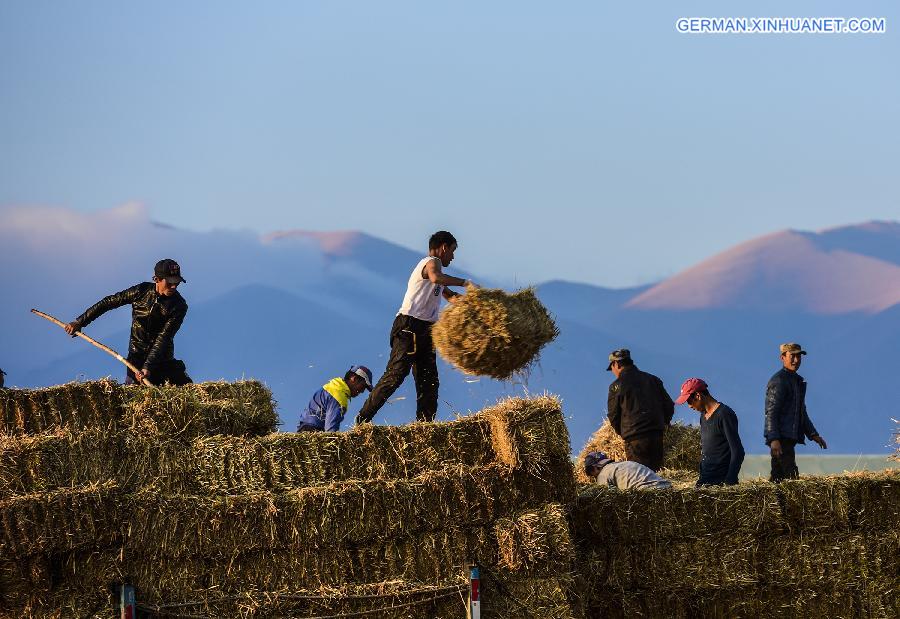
left=675, top=377, right=708, bottom=404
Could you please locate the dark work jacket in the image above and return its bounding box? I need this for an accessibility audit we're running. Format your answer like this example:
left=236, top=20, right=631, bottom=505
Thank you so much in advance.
left=607, top=365, right=674, bottom=441
left=76, top=282, right=188, bottom=370
left=698, top=403, right=745, bottom=486
left=764, top=368, right=818, bottom=445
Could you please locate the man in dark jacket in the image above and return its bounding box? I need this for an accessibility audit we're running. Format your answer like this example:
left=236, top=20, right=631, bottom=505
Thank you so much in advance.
left=65, top=259, right=191, bottom=386
left=676, top=377, right=744, bottom=486
left=765, top=342, right=827, bottom=481
left=607, top=349, right=674, bottom=471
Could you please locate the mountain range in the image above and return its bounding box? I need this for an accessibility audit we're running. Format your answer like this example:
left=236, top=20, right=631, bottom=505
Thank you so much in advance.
left=1, top=204, right=898, bottom=454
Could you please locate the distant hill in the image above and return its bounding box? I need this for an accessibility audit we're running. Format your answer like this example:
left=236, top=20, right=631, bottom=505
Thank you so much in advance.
left=2, top=205, right=898, bottom=453
left=628, top=222, right=900, bottom=314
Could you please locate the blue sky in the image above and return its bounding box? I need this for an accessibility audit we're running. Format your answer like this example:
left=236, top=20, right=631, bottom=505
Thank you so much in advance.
left=2, top=1, right=897, bottom=287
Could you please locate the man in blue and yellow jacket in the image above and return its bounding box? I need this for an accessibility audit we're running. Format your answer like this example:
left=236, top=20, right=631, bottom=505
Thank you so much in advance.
left=297, top=366, right=374, bottom=432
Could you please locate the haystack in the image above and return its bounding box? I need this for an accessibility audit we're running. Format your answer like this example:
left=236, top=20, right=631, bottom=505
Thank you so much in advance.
left=0, top=380, right=120, bottom=436
left=432, top=286, right=558, bottom=380
left=574, top=420, right=701, bottom=482
left=587, top=584, right=898, bottom=619
left=134, top=581, right=471, bottom=619
left=0, top=394, right=574, bottom=500
left=122, top=380, right=278, bottom=438
left=0, top=430, right=119, bottom=496
left=16, top=580, right=468, bottom=619
left=0, top=481, right=121, bottom=558
left=571, top=471, right=900, bottom=617
left=125, top=464, right=563, bottom=557
left=1, top=393, right=581, bottom=618
left=573, top=472, right=900, bottom=543
left=0, top=380, right=278, bottom=439
left=493, top=503, right=573, bottom=573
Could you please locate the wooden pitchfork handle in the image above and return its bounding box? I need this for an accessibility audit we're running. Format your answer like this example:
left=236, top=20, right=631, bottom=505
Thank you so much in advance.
left=30, top=308, right=155, bottom=387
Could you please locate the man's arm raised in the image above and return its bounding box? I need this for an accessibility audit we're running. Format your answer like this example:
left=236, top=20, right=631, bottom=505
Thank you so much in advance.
left=423, top=258, right=474, bottom=289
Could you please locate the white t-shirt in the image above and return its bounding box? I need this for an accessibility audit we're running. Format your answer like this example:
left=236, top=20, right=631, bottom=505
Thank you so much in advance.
left=398, top=257, right=443, bottom=322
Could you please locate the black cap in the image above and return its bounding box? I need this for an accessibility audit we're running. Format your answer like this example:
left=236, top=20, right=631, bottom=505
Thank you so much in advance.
left=154, top=259, right=186, bottom=284
left=606, top=348, right=631, bottom=371
left=584, top=451, right=613, bottom=474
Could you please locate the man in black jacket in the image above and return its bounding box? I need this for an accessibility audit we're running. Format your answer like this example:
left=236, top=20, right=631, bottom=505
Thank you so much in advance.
left=64, top=259, right=191, bottom=386
left=765, top=342, right=827, bottom=481
left=607, top=349, right=674, bottom=471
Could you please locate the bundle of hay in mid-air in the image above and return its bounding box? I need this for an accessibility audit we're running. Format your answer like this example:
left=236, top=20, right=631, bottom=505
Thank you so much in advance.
left=432, top=286, right=559, bottom=380
left=575, top=420, right=701, bottom=482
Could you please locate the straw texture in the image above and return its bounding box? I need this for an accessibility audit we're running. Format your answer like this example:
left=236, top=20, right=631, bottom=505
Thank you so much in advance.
left=432, top=286, right=558, bottom=380
left=571, top=471, right=900, bottom=616
left=574, top=420, right=701, bottom=482
left=0, top=392, right=581, bottom=618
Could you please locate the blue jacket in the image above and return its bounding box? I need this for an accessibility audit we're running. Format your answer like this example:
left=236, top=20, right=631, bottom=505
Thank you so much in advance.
left=298, top=377, right=352, bottom=432
left=764, top=368, right=818, bottom=445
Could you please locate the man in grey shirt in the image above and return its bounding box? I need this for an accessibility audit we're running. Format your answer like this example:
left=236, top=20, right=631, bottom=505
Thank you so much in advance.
left=584, top=451, right=672, bottom=490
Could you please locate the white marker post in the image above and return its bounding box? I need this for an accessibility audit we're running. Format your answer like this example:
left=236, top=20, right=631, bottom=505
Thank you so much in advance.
left=469, top=564, right=481, bottom=619
left=119, top=583, right=135, bottom=619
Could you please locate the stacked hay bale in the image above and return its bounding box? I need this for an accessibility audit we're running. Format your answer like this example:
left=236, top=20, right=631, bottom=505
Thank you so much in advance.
left=432, top=286, right=559, bottom=380
left=571, top=472, right=900, bottom=618
left=574, top=420, right=701, bottom=483
left=0, top=384, right=579, bottom=618
left=0, top=380, right=278, bottom=617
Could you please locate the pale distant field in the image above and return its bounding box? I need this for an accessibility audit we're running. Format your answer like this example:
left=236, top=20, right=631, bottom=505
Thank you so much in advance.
left=739, top=455, right=898, bottom=479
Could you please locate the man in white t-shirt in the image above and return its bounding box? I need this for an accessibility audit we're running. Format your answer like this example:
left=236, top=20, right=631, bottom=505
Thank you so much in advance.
left=355, top=231, right=476, bottom=424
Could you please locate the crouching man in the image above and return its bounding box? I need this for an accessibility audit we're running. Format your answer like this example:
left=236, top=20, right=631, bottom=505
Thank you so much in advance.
left=584, top=451, right=672, bottom=490
left=298, top=366, right=374, bottom=432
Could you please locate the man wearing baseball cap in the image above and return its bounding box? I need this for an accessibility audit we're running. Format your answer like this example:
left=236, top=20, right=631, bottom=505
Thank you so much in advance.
left=298, top=365, right=374, bottom=432
left=583, top=451, right=672, bottom=490
left=676, top=378, right=744, bottom=486
left=606, top=348, right=674, bottom=471
left=764, top=343, right=827, bottom=481
left=64, top=259, right=191, bottom=386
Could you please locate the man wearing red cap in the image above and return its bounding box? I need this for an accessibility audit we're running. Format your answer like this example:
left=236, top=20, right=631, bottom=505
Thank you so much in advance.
left=64, top=259, right=191, bottom=386
left=676, top=378, right=745, bottom=486
left=765, top=343, right=827, bottom=481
